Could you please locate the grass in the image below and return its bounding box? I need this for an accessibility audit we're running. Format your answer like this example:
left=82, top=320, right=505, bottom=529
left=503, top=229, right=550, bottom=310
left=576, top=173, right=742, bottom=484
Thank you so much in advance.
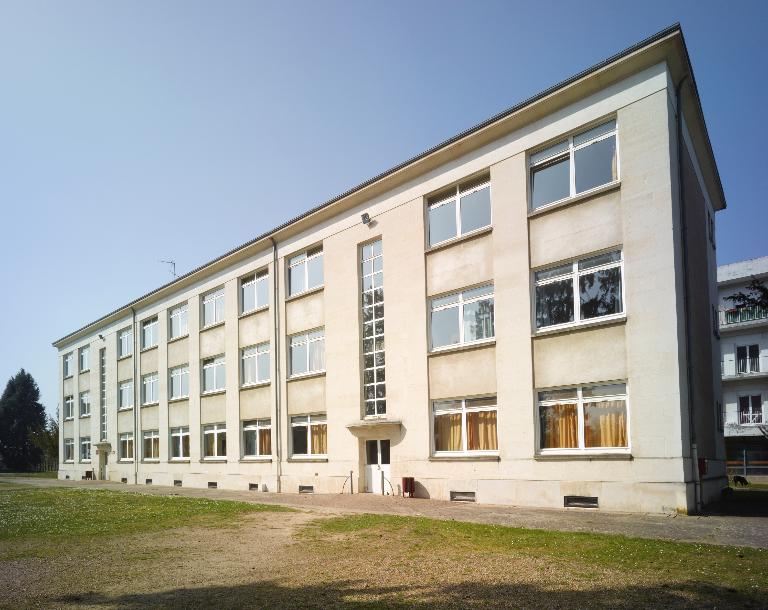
left=0, top=471, right=57, bottom=479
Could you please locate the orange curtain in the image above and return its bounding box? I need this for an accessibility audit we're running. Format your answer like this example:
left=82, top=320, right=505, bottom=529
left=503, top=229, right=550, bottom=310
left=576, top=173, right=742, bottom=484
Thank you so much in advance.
left=467, top=411, right=498, bottom=451
left=542, top=404, right=578, bottom=449
left=584, top=401, right=627, bottom=448
left=311, top=424, right=327, bottom=455
left=259, top=429, right=272, bottom=455
left=435, top=413, right=462, bottom=451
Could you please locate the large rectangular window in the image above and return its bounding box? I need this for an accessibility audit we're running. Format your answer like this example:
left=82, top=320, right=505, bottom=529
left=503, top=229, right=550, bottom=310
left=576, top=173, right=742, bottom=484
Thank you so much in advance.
left=433, top=397, right=498, bottom=455
left=142, top=373, right=159, bottom=405
left=63, top=438, right=74, bottom=462
left=143, top=430, right=160, bottom=460
left=63, top=395, right=74, bottom=420
left=288, top=247, right=323, bottom=296
left=203, top=423, right=227, bottom=459
left=202, top=288, right=225, bottom=328
left=736, top=344, right=761, bottom=374
left=538, top=383, right=628, bottom=453
left=79, top=391, right=91, bottom=417
left=430, top=285, right=494, bottom=350
left=63, top=352, right=74, bottom=378
left=535, top=251, right=623, bottom=330
left=170, top=427, right=190, bottom=460
left=291, top=414, right=327, bottom=457
left=738, top=395, right=764, bottom=425
left=118, top=328, right=133, bottom=358
left=141, top=317, right=158, bottom=349
left=169, top=303, right=188, bottom=340
left=202, top=356, right=226, bottom=393
left=427, top=175, right=491, bottom=247
left=80, top=437, right=91, bottom=462
left=361, top=240, right=386, bottom=417
left=169, top=365, right=189, bottom=399
left=241, top=343, right=270, bottom=386
left=242, top=419, right=272, bottom=458
left=241, top=271, right=269, bottom=314
left=118, top=380, right=133, bottom=409
left=78, top=346, right=90, bottom=372
left=289, top=329, right=325, bottom=377
left=99, top=348, right=107, bottom=442
left=119, top=432, right=134, bottom=461
left=530, top=119, right=618, bottom=209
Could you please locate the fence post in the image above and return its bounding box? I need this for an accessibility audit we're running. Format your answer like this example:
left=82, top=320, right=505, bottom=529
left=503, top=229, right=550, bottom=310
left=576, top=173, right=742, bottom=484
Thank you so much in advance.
left=350, top=470, right=353, bottom=495
left=743, top=449, right=747, bottom=477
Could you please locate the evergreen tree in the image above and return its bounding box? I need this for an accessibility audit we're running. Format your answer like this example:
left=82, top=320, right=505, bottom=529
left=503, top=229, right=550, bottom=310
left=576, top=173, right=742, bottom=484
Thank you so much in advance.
left=0, top=369, right=46, bottom=471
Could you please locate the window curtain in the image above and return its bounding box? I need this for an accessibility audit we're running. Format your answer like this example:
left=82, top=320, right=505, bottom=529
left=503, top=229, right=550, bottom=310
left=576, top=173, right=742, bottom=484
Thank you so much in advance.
left=311, top=424, right=327, bottom=454
left=434, top=413, right=462, bottom=451
left=541, top=404, right=578, bottom=449
left=259, top=429, right=272, bottom=455
left=584, top=400, right=627, bottom=448
left=466, top=410, right=498, bottom=451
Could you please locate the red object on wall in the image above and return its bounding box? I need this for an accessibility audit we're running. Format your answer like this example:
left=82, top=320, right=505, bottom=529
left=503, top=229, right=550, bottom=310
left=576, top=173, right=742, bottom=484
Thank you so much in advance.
left=402, top=477, right=415, bottom=497
left=698, top=457, right=708, bottom=476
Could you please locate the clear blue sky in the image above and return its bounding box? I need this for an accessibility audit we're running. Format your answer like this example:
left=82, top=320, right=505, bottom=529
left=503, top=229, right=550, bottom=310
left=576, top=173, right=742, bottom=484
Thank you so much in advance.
left=1, top=1, right=766, bottom=416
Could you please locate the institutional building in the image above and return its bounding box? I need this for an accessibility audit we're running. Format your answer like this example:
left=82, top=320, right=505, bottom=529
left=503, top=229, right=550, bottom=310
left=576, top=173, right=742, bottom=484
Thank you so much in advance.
left=55, top=25, right=727, bottom=513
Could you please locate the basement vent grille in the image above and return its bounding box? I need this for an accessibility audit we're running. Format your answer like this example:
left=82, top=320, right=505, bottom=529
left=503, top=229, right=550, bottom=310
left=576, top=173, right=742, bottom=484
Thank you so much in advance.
left=120, top=477, right=127, bottom=484
left=208, top=482, right=218, bottom=489
left=450, top=491, right=477, bottom=502
left=249, top=483, right=259, bottom=491
left=145, top=479, right=152, bottom=485
left=564, top=495, right=599, bottom=508
left=299, top=485, right=314, bottom=494
left=173, top=480, right=182, bottom=487
left=65, top=475, right=70, bottom=480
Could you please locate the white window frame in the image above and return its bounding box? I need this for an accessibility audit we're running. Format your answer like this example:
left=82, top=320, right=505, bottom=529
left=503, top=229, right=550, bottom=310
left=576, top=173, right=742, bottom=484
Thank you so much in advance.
left=427, top=177, right=491, bottom=247
left=170, top=426, right=190, bottom=460
left=63, top=352, right=74, bottom=378
left=169, top=365, right=189, bottom=400
left=201, top=288, right=225, bottom=328
left=119, top=432, right=134, bottom=461
left=241, top=343, right=270, bottom=387
left=736, top=344, right=761, bottom=374
left=287, top=247, right=324, bottom=296
left=79, top=391, right=91, bottom=418
left=533, top=250, right=625, bottom=332
left=737, top=394, right=764, bottom=426
left=118, top=380, right=134, bottom=410
left=142, top=372, right=159, bottom=405
left=529, top=119, right=620, bottom=211
left=142, top=429, right=160, bottom=461
left=536, top=383, right=630, bottom=456
left=430, top=284, right=495, bottom=351
left=63, top=395, right=74, bottom=420
left=242, top=419, right=272, bottom=458
left=361, top=239, right=386, bottom=418
left=80, top=436, right=91, bottom=462
left=168, top=303, right=189, bottom=340
left=431, top=397, right=499, bottom=457
left=117, top=327, right=133, bottom=358
left=78, top=346, right=90, bottom=372
left=141, top=317, right=158, bottom=350
left=290, top=414, right=327, bottom=458
left=240, top=271, right=269, bottom=314
left=202, top=423, right=227, bottom=459
left=63, top=438, right=75, bottom=462
left=288, top=329, right=325, bottom=378
left=202, top=356, right=226, bottom=394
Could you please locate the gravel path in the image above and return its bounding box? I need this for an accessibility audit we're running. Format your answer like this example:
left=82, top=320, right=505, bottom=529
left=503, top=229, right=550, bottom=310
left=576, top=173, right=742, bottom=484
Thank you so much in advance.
left=5, top=476, right=767, bottom=549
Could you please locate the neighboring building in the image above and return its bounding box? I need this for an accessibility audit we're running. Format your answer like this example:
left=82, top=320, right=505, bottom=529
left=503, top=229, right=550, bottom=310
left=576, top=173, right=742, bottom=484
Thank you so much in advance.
left=53, top=25, right=727, bottom=513
left=717, top=257, right=768, bottom=475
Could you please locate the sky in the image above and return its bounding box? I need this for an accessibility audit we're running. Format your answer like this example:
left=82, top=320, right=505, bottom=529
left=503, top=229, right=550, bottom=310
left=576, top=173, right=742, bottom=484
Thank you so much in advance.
left=1, top=0, right=766, bottom=416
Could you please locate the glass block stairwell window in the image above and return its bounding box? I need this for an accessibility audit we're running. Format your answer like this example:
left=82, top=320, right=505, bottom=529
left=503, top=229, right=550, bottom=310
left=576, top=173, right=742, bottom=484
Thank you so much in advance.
left=361, top=240, right=385, bottom=417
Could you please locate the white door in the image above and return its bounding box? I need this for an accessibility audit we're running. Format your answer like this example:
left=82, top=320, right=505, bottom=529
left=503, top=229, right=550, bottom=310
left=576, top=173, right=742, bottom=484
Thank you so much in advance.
left=364, top=440, right=391, bottom=494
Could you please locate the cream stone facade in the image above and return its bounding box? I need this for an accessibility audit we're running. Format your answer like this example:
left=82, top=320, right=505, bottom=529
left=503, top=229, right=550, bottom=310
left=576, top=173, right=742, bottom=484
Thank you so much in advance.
left=54, top=25, right=727, bottom=513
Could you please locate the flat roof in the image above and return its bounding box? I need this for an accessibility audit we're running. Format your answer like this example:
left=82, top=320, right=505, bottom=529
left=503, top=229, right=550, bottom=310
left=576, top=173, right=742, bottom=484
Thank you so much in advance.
left=718, top=256, right=768, bottom=284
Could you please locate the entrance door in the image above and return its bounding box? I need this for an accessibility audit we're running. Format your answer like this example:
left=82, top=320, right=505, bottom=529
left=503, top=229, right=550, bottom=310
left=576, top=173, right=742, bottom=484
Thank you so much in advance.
left=98, top=446, right=108, bottom=481
left=364, top=440, right=391, bottom=494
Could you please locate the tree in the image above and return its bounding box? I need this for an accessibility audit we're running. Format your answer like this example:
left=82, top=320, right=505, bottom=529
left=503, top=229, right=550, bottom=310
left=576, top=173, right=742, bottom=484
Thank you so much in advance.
left=725, top=279, right=768, bottom=309
left=0, top=369, right=46, bottom=471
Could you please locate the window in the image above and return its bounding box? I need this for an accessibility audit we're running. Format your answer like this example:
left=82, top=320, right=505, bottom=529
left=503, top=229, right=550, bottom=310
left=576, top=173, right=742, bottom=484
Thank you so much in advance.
left=143, top=430, right=160, bottom=460
left=202, top=288, right=225, bottom=328
left=170, top=427, right=190, bottom=459
left=430, top=285, right=494, bottom=350
left=291, top=414, right=327, bottom=457
left=141, top=317, right=158, bottom=349
left=63, top=395, right=74, bottom=420
left=99, top=348, right=107, bottom=442
left=202, top=423, right=227, bottom=459
left=79, top=391, right=91, bottom=417
left=736, top=344, right=760, bottom=374
left=63, top=352, right=74, bottom=378
left=707, top=210, right=716, bottom=249
left=427, top=175, right=491, bottom=247
left=738, top=395, right=763, bottom=425
left=169, top=365, right=189, bottom=399
left=169, top=303, right=189, bottom=340
left=63, top=438, right=74, bottom=462
left=716, top=400, right=724, bottom=432
left=538, top=383, right=628, bottom=453
left=361, top=240, right=386, bottom=416
left=433, top=397, right=498, bottom=455
left=242, top=419, right=272, bottom=458
left=142, top=373, right=159, bottom=405
left=202, top=356, right=226, bottom=393
left=118, top=327, right=133, bottom=358
left=78, top=346, right=90, bottom=372
left=289, top=329, right=325, bottom=377
left=530, top=119, right=618, bottom=209
left=119, top=432, right=134, bottom=461
left=241, top=271, right=269, bottom=314
left=535, top=250, right=623, bottom=330
left=80, top=437, right=91, bottom=462
left=288, top=246, right=323, bottom=296
left=118, top=380, right=133, bottom=409
left=241, top=343, right=270, bottom=386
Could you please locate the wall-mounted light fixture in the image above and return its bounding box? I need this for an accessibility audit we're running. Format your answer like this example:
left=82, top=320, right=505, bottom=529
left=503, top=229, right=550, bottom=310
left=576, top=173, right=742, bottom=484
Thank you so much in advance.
left=361, top=212, right=371, bottom=225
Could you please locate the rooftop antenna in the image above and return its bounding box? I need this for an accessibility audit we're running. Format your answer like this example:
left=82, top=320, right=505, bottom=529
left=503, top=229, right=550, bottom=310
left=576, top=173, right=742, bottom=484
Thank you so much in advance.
left=159, top=259, right=178, bottom=279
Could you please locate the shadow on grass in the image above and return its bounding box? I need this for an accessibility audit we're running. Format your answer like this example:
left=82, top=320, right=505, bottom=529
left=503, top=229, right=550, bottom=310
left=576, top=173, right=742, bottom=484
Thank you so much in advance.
left=705, top=488, right=768, bottom=517
left=54, top=579, right=761, bottom=609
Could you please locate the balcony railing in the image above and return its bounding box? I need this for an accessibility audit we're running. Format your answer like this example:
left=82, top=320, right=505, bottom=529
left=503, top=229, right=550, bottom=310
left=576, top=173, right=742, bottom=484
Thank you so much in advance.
left=721, top=357, right=765, bottom=377
left=738, top=411, right=765, bottom=425
left=720, top=305, right=768, bottom=326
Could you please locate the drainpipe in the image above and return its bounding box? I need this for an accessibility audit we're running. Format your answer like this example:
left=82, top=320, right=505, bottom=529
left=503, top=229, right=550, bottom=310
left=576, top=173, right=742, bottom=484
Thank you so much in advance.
left=130, top=306, right=139, bottom=486
left=675, top=74, right=701, bottom=513
left=269, top=237, right=282, bottom=493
